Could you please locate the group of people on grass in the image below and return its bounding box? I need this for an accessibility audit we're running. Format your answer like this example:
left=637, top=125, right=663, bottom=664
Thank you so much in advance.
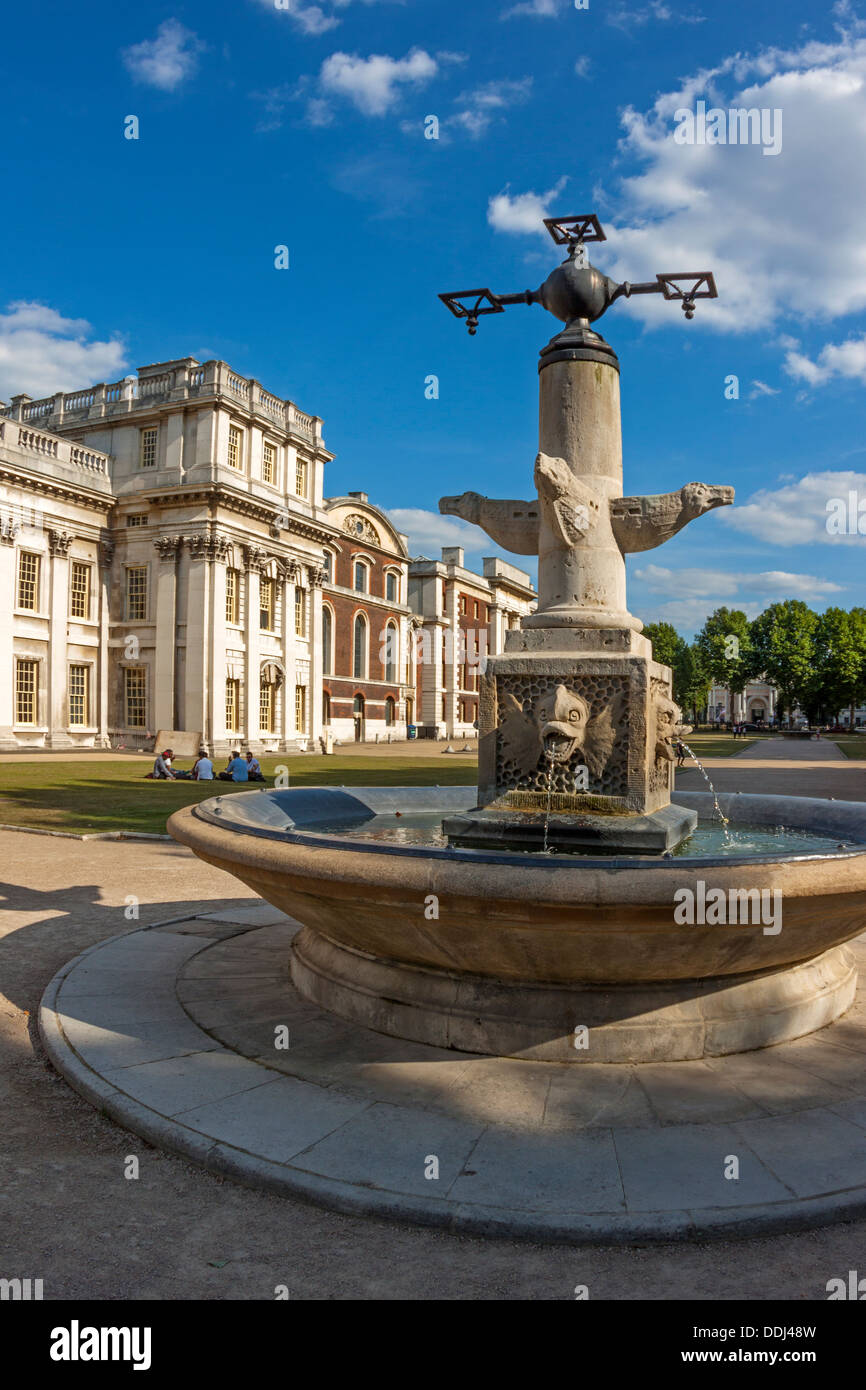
left=150, top=749, right=266, bottom=783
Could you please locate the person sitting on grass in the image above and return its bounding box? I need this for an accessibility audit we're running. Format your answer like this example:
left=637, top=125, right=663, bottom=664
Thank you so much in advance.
left=152, top=748, right=176, bottom=780
left=193, top=750, right=214, bottom=780
left=218, top=750, right=249, bottom=782
left=245, top=751, right=265, bottom=783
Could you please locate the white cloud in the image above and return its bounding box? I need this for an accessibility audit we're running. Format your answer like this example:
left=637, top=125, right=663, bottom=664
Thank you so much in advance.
left=749, top=379, right=780, bottom=398
left=121, top=19, right=204, bottom=91
left=631, top=560, right=844, bottom=633
left=722, top=470, right=866, bottom=545
left=386, top=508, right=489, bottom=556
left=488, top=177, right=569, bottom=234
left=451, top=78, right=533, bottom=138
left=784, top=335, right=866, bottom=386
left=502, top=0, right=563, bottom=17
left=255, top=0, right=401, bottom=35
left=318, top=48, right=437, bottom=117
left=574, top=56, right=591, bottom=78
left=0, top=302, right=127, bottom=400
left=606, top=1, right=706, bottom=32
left=490, top=34, right=866, bottom=336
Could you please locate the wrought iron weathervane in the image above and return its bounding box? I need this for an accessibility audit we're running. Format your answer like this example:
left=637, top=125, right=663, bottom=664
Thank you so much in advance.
left=439, top=213, right=717, bottom=336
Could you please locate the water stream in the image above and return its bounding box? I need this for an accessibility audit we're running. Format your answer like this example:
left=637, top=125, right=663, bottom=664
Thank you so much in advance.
left=679, top=741, right=733, bottom=847
left=541, top=750, right=556, bottom=855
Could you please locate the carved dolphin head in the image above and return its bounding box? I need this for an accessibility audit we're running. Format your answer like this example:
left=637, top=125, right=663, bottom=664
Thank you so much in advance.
left=654, top=693, right=687, bottom=763
left=535, top=684, right=590, bottom=763
left=680, top=482, right=735, bottom=519
left=439, top=491, right=482, bottom=523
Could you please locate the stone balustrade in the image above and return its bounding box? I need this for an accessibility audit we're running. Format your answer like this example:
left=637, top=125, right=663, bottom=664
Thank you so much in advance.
left=2, top=358, right=322, bottom=445
left=0, top=419, right=111, bottom=478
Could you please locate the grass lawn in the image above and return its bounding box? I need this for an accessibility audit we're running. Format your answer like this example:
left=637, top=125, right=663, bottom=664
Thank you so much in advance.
left=0, top=756, right=478, bottom=837
left=679, top=735, right=761, bottom=759
left=832, top=739, right=866, bottom=761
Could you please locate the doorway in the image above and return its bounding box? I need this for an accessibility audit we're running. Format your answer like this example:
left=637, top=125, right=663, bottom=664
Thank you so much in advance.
left=353, top=693, right=365, bottom=742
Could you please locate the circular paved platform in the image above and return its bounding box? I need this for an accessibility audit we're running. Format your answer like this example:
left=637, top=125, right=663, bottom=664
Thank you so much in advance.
left=39, top=908, right=866, bottom=1244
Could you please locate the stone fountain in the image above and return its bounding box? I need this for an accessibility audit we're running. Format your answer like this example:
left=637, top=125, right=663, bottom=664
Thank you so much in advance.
left=168, top=215, right=866, bottom=1066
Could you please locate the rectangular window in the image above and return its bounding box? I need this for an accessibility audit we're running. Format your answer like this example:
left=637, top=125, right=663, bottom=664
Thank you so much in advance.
left=125, top=566, right=148, bottom=621
left=386, top=572, right=397, bottom=603
left=321, top=551, right=333, bottom=582
left=262, top=440, right=277, bottom=484
left=228, top=425, right=243, bottom=470
left=353, top=561, right=368, bottom=593
left=69, top=562, right=91, bottom=620
left=225, top=568, right=240, bottom=624
left=460, top=596, right=467, bottom=616
left=124, top=668, right=146, bottom=728
left=15, top=659, right=37, bottom=725
left=126, top=514, right=149, bottom=528
left=140, top=428, right=157, bottom=469
left=295, top=457, right=308, bottom=498
left=226, top=678, right=240, bottom=732
left=295, top=587, right=306, bottom=637
left=68, top=664, right=89, bottom=726
left=295, top=685, right=307, bottom=734
left=17, top=552, right=40, bottom=611
left=260, top=681, right=274, bottom=734
left=474, top=601, right=479, bottom=619
left=259, top=577, right=274, bottom=630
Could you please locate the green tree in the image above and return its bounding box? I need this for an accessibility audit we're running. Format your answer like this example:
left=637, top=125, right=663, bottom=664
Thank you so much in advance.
left=748, top=601, right=818, bottom=723
left=642, top=621, right=684, bottom=671
left=695, top=608, right=754, bottom=707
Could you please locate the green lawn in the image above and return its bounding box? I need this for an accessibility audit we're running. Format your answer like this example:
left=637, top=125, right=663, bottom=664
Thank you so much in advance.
left=679, top=735, right=760, bottom=759
left=832, top=739, right=866, bottom=761
left=0, top=756, right=478, bottom=837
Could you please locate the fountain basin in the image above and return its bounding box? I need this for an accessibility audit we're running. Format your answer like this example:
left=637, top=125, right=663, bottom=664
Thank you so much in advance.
left=168, top=789, right=866, bottom=1062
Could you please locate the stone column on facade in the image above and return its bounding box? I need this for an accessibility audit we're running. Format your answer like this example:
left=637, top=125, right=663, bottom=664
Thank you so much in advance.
left=96, top=538, right=113, bottom=747
left=308, top=562, right=325, bottom=747
left=152, top=534, right=183, bottom=733
left=243, top=545, right=266, bottom=752
left=208, top=535, right=230, bottom=754
left=444, top=583, right=460, bottom=738
left=46, top=529, right=74, bottom=747
left=0, top=522, right=19, bottom=747
left=487, top=601, right=507, bottom=658
left=184, top=533, right=217, bottom=748
left=280, top=560, right=297, bottom=753
left=420, top=619, right=446, bottom=737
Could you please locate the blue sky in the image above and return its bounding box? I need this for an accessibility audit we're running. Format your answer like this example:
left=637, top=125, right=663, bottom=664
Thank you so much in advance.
left=2, top=0, right=866, bottom=635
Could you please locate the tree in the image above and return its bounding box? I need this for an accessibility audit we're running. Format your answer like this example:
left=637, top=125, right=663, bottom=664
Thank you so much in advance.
left=748, top=601, right=818, bottom=723
left=642, top=621, right=683, bottom=671
left=811, top=607, right=866, bottom=724
left=695, top=608, right=754, bottom=718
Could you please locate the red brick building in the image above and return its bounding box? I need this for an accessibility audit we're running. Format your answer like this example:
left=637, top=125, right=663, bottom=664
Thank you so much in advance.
left=321, top=494, right=412, bottom=741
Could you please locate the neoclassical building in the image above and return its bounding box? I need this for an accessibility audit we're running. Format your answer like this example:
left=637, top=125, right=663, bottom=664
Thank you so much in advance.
left=2, top=357, right=339, bottom=752
left=2, top=357, right=530, bottom=753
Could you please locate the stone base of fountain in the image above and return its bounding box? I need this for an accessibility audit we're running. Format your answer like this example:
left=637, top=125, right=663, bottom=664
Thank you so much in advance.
left=443, top=802, right=697, bottom=855
left=290, top=928, right=857, bottom=1064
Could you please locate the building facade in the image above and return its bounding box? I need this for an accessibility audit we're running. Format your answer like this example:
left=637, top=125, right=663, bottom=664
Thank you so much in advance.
left=408, top=546, right=537, bottom=740
left=707, top=680, right=778, bottom=726
left=2, top=358, right=337, bottom=753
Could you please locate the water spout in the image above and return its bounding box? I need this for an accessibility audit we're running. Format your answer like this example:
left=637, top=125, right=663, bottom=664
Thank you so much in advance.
left=680, top=741, right=733, bottom=848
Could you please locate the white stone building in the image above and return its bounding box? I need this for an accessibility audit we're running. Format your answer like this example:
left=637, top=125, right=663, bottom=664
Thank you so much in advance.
left=1, top=358, right=338, bottom=753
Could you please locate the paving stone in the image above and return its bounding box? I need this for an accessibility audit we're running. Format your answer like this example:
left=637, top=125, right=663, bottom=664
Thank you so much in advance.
left=732, top=1109, right=866, bottom=1197
left=197, top=906, right=298, bottom=928
left=543, top=1066, right=658, bottom=1132
left=614, top=1122, right=793, bottom=1211
left=103, top=1051, right=269, bottom=1116
left=447, top=1126, right=625, bottom=1213
left=701, top=1050, right=856, bottom=1113
left=174, top=1075, right=371, bottom=1162
left=61, top=1014, right=220, bottom=1070
left=635, top=1060, right=769, bottom=1126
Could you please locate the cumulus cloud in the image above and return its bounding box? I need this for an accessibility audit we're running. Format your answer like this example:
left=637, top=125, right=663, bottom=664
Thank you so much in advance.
left=722, top=470, right=866, bottom=545
left=254, top=0, right=401, bottom=36
left=488, top=177, right=569, bottom=234
left=386, top=508, right=489, bottom=556
left=121, top=19, right=204, bottom=91
left=502, top=0, right=563, bottom=17
left=785, top=335, right=866, bottom=386
left=317, top=48, right=437, bottom=117
left=450, top=78, right=533, bottom=138
left=748, top=379, right=780, bottom=398
left=0, top=302, right=127, bottom=400
left=489, top=33, right=866, bottom=336
left=631, top=561, right=844, bottom=633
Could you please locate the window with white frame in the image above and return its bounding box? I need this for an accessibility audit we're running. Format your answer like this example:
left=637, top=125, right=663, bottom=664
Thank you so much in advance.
left=17, top=552, right=40, bottom=611
left=69, top=562, right=91, bottom=620
left=124, top=668, right=147, bottom=728
left=262, top=440, right=277, bottom=484
left=353, top=559, right=369, bottom=594
left=228, top=425, right=243, bottom=471
left=295, top=457, right=308, bottom=498
left=68, top=665, right=90, bottom=726
left=15, top=659, right=38, bottom=725
left=125, top=566, right=148, bottom=621
left=140, top=428, right=157, bottom=469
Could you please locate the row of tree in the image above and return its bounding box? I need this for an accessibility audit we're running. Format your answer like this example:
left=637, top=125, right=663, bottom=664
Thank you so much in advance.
left=644, top=602, right=866, bottom=725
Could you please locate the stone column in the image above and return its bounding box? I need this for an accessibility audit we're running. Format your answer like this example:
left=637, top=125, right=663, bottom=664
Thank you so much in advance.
left=208, top=536, right=230, bottom=753
left=243, top=546, right=266, bottom=751
left=46, top=530, right=73, bottom=747
left=280, top=560, right=296, bottom=751
left=526, top=349, right=638, bottom=632
left=184, top=534, right=215, bottom=746
left=444, top=585, right=461, bottom=737
left=152, top=535, right=183, bottom=732
left=96, top=538, right=113, bottom=747
left=308, top=563, right=325, bottom=746
left=0, top=524, right=18, bottom=747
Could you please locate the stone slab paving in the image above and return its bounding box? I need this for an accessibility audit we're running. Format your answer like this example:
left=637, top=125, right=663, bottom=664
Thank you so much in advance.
left=39, top=907, right=866, bottom=1243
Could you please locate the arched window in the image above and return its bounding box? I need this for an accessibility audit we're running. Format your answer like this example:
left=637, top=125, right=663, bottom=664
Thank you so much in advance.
left=385, top=621, right=398, bottom=683
left=322, top=605, right=333, bottom=675
left=353, top=560, right=369, bottom=594
left=353, top=613, right=368, bottom=679
left=385, top=570, right=398, bottom=603
left=385, top=696, right=396, bottom=727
